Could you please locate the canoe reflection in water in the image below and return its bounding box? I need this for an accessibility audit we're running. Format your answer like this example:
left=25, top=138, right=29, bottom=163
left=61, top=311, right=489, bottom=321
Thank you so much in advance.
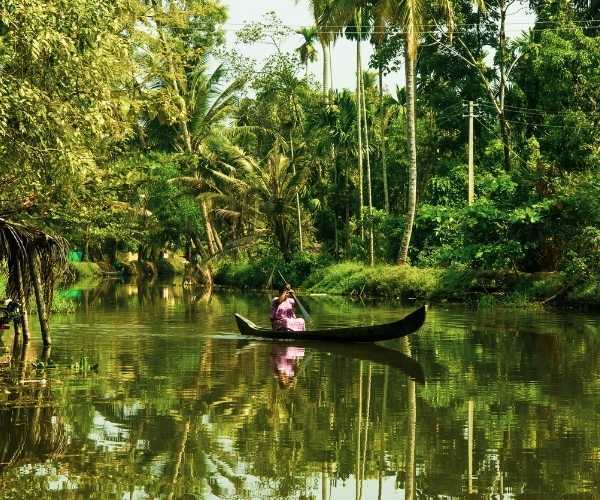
left=270, top=345, right=305, bottom=389
left=265, top=340, right=425, bottom=385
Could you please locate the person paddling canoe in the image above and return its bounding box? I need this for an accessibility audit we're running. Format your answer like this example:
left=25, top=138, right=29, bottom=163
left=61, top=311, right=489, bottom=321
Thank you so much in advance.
left=270, top=284, right=306, bottom=331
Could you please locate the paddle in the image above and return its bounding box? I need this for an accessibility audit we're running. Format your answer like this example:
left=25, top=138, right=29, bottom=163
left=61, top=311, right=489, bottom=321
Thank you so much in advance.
left=277, top=270, right=312, bottom=322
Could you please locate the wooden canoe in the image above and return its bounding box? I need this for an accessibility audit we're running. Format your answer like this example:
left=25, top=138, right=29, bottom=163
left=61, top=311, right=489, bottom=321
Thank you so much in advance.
left=234, top=305, right=426, bottom=342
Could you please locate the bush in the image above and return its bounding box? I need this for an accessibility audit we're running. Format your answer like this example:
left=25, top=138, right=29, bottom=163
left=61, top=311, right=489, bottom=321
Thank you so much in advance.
left=305, top=262, right=443, bottom=299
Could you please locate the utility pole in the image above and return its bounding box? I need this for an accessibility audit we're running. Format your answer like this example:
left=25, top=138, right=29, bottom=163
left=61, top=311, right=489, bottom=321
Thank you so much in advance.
left=463, top=101, right=479, bottom=205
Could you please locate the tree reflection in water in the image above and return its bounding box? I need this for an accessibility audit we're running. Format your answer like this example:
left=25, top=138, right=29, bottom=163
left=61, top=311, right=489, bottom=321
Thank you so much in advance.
left=0, top=342, right=68, bottom=483
left=1, top=285, right=599, bottom=497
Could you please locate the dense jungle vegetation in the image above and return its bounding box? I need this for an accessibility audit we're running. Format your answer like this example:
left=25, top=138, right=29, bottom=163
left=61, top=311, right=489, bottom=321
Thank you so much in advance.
left=1, top=0, right=599, bottom=304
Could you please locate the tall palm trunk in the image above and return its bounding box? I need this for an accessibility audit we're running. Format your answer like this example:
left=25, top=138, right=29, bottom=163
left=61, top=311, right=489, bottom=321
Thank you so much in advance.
left=321, top=40, right=332, bottom=95
left=290, top=132, right=303, bottom=251
left=397, top=41, right=417, bottom=265
left=328, top=41, right=334, bottom=93
left=201, top=201, right=217, bottom=255
left=355, top=360, right=363, bottom=500
left=377, top=367, right=389, bottom=500
left=402, top=338, right=416, bottom=500
left=379, top=66, right=389, bottom=213
left=211, top=213, right=223, bottom=252
left=356, top=37, right=364, bottom=240
left=498, top=0, right=511, bottom=171
left=361, top=68, right=374, bottom=265
left=360, top=363, right=372, bottom=499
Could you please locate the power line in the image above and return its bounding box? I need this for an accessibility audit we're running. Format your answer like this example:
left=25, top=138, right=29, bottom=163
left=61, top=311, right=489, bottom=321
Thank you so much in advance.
left=229, top=24, right=600, bottom=36
left=139, top=15, right=600, bottom=36
left=503, top=118, right=572, bottom=129
left=156, top=19, right=600, bottom=29
left=479, top=102, right=600, bottom=118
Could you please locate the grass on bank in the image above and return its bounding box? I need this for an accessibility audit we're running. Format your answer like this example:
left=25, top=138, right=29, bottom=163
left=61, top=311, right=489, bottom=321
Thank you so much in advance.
left=215, top=257, right=585, bottom=308
left=69, top=261, right=103, bottom=280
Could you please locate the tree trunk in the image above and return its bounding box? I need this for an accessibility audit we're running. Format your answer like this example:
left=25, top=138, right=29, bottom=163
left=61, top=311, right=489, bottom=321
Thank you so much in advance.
left=290, top=132, right=303, bottom=251
left=377, top=367, right=389, bottom=500
left=498, top=0, right=512, bottom=171
left=329, top=41, right=333, bottom=94
left=360, top=363, right=372, bottom=498
left=29, top=251, right=51, bottom=346
left=15, top=257, right=30, bottom=343
left=211, top=215, right=223, bottom=253
left=356, top=36, right=364, bottom=241
left=274, top=216, right=291, bottom=262
left=361, top=67, right=374, bottom=265
left=167, top=420, right=190, bottom=500
left=201, top=201, right=217, bottom=256
left=321, top=40, right=331, bottom=96
left=379, top=66, right=389, bottom=213
left=356, top=360, right=363, bottom=500
left=402, top=337, right=416, bottom=500
left=398, top=42, right=418, bottom=265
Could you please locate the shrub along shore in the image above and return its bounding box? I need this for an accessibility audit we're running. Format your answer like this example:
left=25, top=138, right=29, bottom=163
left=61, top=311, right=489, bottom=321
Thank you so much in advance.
left=214, top=258, right=600, bottom=310
left=5, top=257, right=597, bottom=314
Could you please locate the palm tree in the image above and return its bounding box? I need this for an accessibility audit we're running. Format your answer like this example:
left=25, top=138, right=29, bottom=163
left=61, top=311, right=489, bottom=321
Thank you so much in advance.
left=243, top=149, right=309, bottom=261
left=178, top=144, right=308, bottom=262
left=137, top=2, right=247, bottom=258
left=182, top=62, right=245, bottom=255
left=296, top=26, right=319, bottom=76
left=370, top=0, right=484, bottom=263
left=298, top=0, right=336, bottom=95
left=320, top=1, right=375, bottom=262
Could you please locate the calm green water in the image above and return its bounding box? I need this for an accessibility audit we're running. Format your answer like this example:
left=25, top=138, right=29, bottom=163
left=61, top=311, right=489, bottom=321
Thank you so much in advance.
left=1, top=282, right=600, bottom=499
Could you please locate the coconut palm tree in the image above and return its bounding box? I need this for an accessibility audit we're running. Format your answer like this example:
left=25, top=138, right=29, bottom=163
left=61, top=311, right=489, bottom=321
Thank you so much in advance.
left=176, top=143, right=308, bottom=262
left=242, top=149, right=309, bottom=261
left=371, top=0, right=426, bottom=264
left=295, top=26, right=319, bottom=76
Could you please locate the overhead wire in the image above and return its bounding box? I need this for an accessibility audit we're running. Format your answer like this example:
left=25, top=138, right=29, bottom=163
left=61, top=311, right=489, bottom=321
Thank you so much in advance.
left=143, top=17, right=600, bottom=29
left=139, top=15, right=600, bottom=36
left=478, top=102, right=600, bottom=118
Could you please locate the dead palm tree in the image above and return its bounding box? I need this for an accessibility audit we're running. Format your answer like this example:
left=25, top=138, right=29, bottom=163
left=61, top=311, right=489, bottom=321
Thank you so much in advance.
left=0, top=217, right=68, bottom=345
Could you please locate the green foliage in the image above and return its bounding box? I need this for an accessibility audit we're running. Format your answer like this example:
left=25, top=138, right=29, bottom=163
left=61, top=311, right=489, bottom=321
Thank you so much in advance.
left=0, top=0, right=136, bottom=218
left=51, top=293, right=79, bottom=314
left=305, top=262, right=444, bottom=298
left=215, top=245, right=332, bottom=289
left=512, top=23, right=600, bottom=171
left=69, top=262, right=103, bottom=280
left=2, top=0, right=600, bottom=308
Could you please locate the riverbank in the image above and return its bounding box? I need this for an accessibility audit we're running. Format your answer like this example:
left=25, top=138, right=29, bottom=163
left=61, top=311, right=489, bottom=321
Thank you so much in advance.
left=68, top=256, right=187, bottom=281
left=214, top=259, right=600, bottom=310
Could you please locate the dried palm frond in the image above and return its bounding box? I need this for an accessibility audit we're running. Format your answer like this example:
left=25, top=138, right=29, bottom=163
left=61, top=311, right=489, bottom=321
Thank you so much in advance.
left=0, top=217, right=68, bottom=313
